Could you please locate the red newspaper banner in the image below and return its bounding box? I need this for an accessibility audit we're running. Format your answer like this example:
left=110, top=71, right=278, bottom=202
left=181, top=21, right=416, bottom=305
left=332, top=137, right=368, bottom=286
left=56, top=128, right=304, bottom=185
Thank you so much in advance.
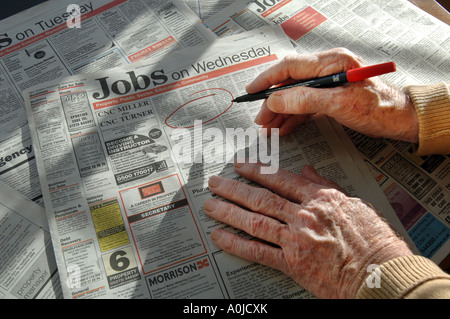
left=128, top=36, right=178, bottom=62
left=281, top=6, right=327, bottom=41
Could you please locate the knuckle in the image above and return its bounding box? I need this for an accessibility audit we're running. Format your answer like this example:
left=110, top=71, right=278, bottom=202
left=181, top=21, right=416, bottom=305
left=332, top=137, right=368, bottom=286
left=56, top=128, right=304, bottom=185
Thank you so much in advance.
left=253, top=245, right=269, bottom=263
left=290, top=87, right=310, bottom=107
left=342, top=49, right=364, bottom=67
left=333, top=47, right=353, bottom=56
left=250, top=188, right=273, bottom=211
left=252, top=187, right=288, bottom=215
left=224, top=179, right=240, bottom=196
left=266, top=54, right=299, bottom=84
left=330, top=47, right=365, bottom=68
left=333, top=47, right=355, bottom=58
left=314, top=187, right=344, bottom=201
left=271, top=195, right=291, bottom=215
left=227, top=233, right=240, bottom=253
left=249, top=214, right=267, bottom=235
left=271, top=165, right=294, bottom=187
left=282, top=54, right=301, bottom=65
left=250, top=189, right=291, bottom=221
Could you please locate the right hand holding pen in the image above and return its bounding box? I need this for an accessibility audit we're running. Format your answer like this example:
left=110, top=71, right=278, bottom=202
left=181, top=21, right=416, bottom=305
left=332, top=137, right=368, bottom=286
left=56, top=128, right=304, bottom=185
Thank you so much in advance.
left=249, top=48, right=419, bottom=143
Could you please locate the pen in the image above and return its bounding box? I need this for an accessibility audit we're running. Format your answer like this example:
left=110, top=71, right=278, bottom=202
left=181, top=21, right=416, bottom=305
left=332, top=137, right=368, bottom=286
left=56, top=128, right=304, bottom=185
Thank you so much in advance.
left=231, top=61, right=396, bottom=103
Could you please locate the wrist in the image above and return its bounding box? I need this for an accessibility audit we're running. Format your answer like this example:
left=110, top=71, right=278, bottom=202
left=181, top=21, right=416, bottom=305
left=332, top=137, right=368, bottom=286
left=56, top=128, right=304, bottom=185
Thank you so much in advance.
left=356, top=255, right=450, bottom=299
left=404, top=82, right=450, bottom=155
left=344, top=237, right=413, bottom=299
left=399, top=90, right=419, bottom=143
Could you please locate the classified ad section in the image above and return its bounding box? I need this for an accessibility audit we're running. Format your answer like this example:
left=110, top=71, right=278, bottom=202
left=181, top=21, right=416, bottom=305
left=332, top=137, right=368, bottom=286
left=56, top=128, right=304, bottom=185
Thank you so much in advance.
left=5, top=0, right=449, bottom=301
left=22, top=27, right=391, bottom=298
left=0, top=182, right=62, bottom=299
left=0, top=0, right=215, bottom=207
left=206, top=0, right=450, bottom=267
left=119, top=174, right=206, bottom=275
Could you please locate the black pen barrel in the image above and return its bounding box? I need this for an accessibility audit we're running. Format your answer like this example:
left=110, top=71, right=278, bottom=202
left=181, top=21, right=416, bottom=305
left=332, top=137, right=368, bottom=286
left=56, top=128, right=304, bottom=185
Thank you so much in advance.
left=232, top=72, right=348, bottom=103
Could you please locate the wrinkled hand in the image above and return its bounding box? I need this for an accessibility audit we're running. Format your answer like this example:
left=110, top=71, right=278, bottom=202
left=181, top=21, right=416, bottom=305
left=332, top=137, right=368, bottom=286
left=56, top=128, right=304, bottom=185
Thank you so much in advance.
left=204, top=162, right=413, bottom=299
left=250, top=48, right=419, bottom=143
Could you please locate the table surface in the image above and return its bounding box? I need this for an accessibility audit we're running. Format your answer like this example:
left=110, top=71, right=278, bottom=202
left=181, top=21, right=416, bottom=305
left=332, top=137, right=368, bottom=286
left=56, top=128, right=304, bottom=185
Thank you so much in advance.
left=409, top=0, right=450, bottom=24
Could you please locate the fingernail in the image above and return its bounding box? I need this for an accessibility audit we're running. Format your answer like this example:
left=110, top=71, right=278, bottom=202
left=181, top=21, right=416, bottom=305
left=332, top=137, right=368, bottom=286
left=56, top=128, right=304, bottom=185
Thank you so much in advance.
left=204, top=198, right=219, bottom=212
left=211, top=229, right=223, bottom=241
left=208, top=175, right=222, bottom=188
left=234, top=161, right=252, bottom=171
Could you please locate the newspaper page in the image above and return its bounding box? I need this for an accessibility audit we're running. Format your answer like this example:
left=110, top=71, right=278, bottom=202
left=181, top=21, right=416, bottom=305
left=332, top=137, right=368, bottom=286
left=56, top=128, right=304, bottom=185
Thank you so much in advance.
left=184, top=0, right=237, bottom=20
left=0, top=0, right=216, bottom=206
left=204, top=0, right=450, bottom=265
left=22, top=26, right=403, bottom=299
left=0, top=181, right=62, bottom=299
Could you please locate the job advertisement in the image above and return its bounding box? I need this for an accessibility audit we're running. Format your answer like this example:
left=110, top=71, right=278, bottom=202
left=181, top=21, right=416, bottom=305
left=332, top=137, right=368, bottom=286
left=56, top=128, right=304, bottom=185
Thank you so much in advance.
left=0, top=0, right=216, bottom=205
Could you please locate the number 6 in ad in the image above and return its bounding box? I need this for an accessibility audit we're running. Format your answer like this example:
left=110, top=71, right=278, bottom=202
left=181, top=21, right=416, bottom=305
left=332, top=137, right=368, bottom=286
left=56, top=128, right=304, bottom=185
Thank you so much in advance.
left=101, top=246, right=141, bottom=289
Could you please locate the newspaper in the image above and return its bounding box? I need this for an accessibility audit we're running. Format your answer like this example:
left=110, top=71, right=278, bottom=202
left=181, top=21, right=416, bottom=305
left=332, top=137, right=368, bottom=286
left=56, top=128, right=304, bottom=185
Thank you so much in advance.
left=0, top=181, right=62, bottom=299
left=204, top=0, right=450, bottom=265
left=184, top=0, right=236, bottom=20
left=0, top=0, right=216, bottom=207
left=0, top=0, right=215, bottom=300
left=22, top=26, right=404, bottom=299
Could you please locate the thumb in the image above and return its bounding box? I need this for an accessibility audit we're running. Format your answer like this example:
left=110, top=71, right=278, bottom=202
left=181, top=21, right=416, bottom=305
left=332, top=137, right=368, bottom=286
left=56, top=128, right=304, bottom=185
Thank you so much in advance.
left=266, top=86, right=337, bottom=116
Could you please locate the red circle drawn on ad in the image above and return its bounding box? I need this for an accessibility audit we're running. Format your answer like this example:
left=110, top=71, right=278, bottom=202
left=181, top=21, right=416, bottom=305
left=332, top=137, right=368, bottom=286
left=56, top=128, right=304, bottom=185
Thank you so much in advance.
left=164, top=88, right=234, bottom=129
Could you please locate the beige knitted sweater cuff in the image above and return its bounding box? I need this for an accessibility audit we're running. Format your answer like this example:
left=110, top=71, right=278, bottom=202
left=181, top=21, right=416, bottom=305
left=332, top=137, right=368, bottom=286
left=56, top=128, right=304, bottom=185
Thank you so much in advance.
left=356, top=255, right=450, bottom=299
left=405, top=82, right=450, bottom=155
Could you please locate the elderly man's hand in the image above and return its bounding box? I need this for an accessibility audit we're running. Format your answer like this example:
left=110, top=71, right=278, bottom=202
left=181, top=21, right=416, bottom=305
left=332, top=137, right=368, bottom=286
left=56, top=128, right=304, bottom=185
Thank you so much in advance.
left=249, top=48, right=419, bottom=143
left=204, top=162, right=413, bottom=299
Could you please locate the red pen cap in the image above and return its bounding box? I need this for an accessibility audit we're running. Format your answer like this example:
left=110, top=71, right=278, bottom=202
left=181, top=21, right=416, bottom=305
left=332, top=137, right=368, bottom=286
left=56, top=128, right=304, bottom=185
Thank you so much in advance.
left=346, top=62, right=396, bottom=82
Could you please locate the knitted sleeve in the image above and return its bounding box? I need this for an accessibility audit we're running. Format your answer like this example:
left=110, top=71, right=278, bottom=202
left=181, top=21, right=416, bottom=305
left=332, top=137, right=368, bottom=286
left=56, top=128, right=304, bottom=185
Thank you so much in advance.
left=356, top=255, right=450, bottom=299
left=356, top=84, right=450, bottom=299
left=404, top=82, right=450, bottom=155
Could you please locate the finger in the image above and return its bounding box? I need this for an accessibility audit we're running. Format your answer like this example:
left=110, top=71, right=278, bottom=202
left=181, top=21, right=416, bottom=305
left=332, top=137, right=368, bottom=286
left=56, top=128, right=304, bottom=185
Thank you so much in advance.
left=233, top=162, right=319, bottom=204
left=260, top=113, right=288, bottom=131
left=254, top=100, right=276, bottom=125
left=278, top=114, right=310, bottom=136
left=259, top=114, right=311, bottom=137
left=246, top=55, right=299, bottom=93
left=210, top=229, right=287, bottom=272
left=301, top=165, right=347, bottom=193
left=245, top=54, right=316, bottom=93
left=208, top=175, right=298, bottom=223
left=266, top=86, right=339, bottom=115
left=204, top=198, right=287, bottom=245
